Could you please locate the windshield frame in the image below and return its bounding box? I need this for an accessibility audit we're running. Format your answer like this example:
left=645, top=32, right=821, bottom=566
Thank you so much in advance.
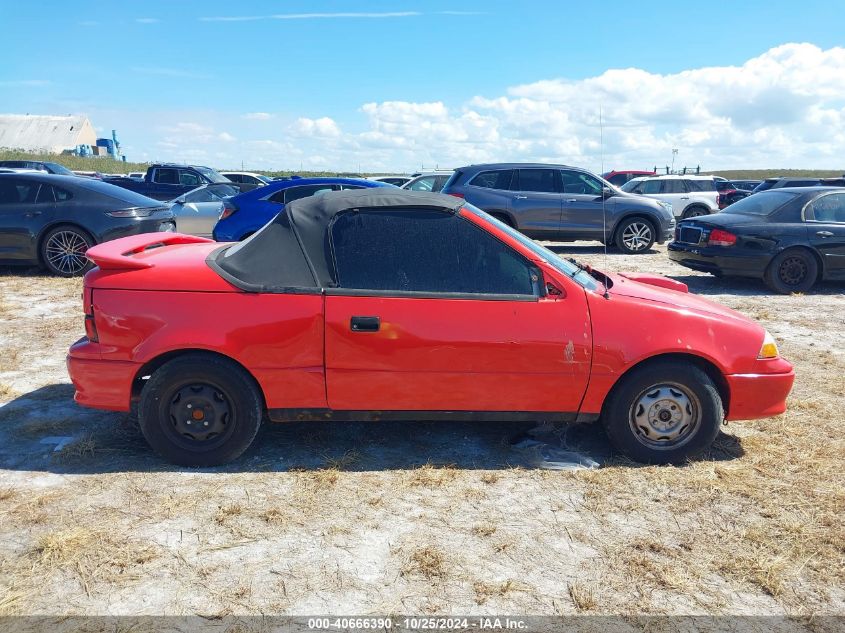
left=196, top=166, right=229, bottom=183
left=462, top=203, right=601, bottom=292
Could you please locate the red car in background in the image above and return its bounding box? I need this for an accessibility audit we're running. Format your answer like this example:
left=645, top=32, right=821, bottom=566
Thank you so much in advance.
left=67, top=190, right=794, bottom=467
left=602, top=169, right=657, bottom=187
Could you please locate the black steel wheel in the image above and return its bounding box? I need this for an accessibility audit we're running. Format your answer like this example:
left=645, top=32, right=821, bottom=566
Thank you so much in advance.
left=138, top=354, right=263, bottom=466
left=764, top=249, right=818, bottom=294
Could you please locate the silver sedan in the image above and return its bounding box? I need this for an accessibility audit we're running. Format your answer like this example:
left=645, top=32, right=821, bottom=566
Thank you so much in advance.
left=169, top=183, right=240, bottom=238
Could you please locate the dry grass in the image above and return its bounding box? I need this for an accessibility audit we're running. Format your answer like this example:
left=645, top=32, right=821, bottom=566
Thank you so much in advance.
left=401, top=546, right=448, bottom=580
left=568, top=582, right=598, bottom=612
left=0, top=250, right=843, bottom=616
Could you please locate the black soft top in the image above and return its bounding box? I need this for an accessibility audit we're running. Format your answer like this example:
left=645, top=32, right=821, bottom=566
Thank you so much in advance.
left=209, top=188, right=465, bottom=292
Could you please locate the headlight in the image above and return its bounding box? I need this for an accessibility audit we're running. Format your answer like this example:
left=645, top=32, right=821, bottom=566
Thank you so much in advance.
left=660, top=201, right=674, bottom=215
left=758, top=331, right=780, bottom=359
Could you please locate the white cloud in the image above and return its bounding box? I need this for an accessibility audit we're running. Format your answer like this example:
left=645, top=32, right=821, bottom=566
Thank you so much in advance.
left=218, top=132, right=236, bottom=142
left=135, top=18, right=160, bottom=24
left=200, top=12, right=420, bottom=22
left=291, top=117, right=342, bottom=138
left=242, top=112, right=273, bottom=120
left=92, top=44, right=845, bottom=172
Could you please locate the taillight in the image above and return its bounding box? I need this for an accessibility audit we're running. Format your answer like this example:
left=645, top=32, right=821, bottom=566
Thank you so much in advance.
left=708, top=228, right=737, bottom=247
left=83, top=287, right=98, bottom=342
left=219, top=201, right=238, bottom=220
left=717, top=194, right=727, bottom=210
left=446, top=192, right=464, bottom=199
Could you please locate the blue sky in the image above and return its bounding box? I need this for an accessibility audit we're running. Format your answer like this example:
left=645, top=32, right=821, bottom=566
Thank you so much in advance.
left=2, top=1, right=845, bottom=171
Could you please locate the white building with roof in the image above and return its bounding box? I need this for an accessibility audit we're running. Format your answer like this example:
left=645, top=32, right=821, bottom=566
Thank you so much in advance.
left=0, top=114, right=96, bottom=153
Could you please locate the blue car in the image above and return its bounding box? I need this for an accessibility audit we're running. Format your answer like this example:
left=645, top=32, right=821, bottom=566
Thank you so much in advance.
left=212, top=177, right=392, bottom=241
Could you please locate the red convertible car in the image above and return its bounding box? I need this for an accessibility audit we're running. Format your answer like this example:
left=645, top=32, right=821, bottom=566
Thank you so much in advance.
left=67, top=190, right=794, bottom=466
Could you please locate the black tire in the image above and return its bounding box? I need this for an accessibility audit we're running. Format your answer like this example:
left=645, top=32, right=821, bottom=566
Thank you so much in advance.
left=763, top=248, right=818, bottom=294
left=602, top=360, right=723, bottom=464
left=138, top=354, right=264, bottom=467
left=682, top=206, right=710, bottom=219
left=40, top=225, right=94, bottom=277
left=614, top=217, right=655, bottom=254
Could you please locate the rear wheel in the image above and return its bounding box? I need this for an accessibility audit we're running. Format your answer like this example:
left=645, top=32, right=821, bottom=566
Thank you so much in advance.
left=40, top=225, right=94, bottom=276
left=602, top=361, right=723, bottom=464
left=764, top=249, right=818, bottom=294
left=682, top=206, right=710, bottom=219
left=138, top=354, right=263, bottom=467
left=615, top=217, right=655, bottom=254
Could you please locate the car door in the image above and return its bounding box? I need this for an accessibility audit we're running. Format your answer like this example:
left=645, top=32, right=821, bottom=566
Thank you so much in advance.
left=559, top=169, right=609, bottom=238
left=323, top=208, right=592, bottom=413
left=805, top=191, right=845, bottom=278
left=509, top=168, right=564, bottom=237
left=174, top=184, right=238, bottom=238
left=150, top=167, right=185, bottom=200
left=0, top=178, right=47, bottom=262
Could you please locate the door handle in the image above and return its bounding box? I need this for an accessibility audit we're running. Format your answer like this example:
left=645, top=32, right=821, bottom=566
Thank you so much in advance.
left=350, top=316, right=380, bottom=332
left=565, top=198, right=577, bottom=203
left=680, top=197, right=689, bottom=200
left=24, top=211, right=42, bottom=217
left=816, top=230, right=834, bottom=237
left=514, top=195, right=528, bottom=200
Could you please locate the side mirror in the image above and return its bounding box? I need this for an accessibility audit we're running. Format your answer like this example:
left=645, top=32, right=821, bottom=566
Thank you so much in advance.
left=602, top=186, right=614, bottom=198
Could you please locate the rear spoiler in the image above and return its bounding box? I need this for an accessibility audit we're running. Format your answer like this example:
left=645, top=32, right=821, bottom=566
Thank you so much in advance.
left=85, top=232, right=213, bottom=270
left=618, top=272, right=689, bottom=293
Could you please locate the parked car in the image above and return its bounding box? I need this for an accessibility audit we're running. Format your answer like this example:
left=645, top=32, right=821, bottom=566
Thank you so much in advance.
left=213, top=177, right=391, bottom=242
left=219, top=171, right=274, bottom=189
left=0, top=173, right=174, bottom=276
left=601, top=169, right=656, bottom=187
left=752, top=177, right=822, bottom=193
left=401, top=171, right=454, bottom=193
left=0, top=160, right=76, bottom=176
left=621, top=175, right=720, bottom=219
left=68, top=189, right=794, bottom=467
left=127, top=172, right=146, bottom=180
left=718, top=189, right=752, bottom=209
left=169, top=183, right=240, bottom=238
left=441, top=163, right=674, bottom=254
left=369, top=175, right=412, bottom=187
left=731, top=180, right=763, bottom=191
left=668, top=187, right=845, bottom=293
left=104, top=163, right=233, bottom=201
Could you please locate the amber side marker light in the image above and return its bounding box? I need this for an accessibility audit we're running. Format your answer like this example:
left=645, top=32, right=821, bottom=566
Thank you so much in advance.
left=758, top=331, right=779, bottom=359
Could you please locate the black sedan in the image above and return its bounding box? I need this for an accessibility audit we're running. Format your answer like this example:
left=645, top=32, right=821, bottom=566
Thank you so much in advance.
left=668, top=187, right=845, bottom=293
left=0, top=173, right=175, bottom=276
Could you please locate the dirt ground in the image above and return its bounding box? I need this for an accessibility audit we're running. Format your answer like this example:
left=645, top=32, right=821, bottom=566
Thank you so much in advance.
left=0, top=242, right=843, bottom=618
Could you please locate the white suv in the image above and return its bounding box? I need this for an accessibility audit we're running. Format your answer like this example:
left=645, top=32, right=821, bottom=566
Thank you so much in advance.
left=621, top=175, right=719, bottom=219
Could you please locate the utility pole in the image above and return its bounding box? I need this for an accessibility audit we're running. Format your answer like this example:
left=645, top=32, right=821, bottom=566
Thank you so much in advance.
left=671, top=149, right=678, bottom=173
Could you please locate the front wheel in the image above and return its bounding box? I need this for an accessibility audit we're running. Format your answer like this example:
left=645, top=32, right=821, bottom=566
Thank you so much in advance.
left=615, top=218, right=655, bottom=254
left=602, top=361, right=723, bottom=464
left=138, top=354, right=264, bottom=467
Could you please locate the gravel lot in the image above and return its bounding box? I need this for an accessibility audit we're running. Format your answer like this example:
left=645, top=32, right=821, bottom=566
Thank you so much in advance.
left=0, top=242, right=843, bottom=618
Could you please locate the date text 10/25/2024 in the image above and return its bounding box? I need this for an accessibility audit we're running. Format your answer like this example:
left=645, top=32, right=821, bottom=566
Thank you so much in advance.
left=307, top=617, right=529, bottom=630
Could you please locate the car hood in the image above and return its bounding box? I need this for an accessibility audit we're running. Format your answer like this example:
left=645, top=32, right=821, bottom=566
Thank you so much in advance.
left=605, top=272, right=751, bottom=323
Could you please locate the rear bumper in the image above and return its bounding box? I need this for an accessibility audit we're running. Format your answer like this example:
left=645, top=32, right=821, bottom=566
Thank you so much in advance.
left=725, top=360, right=795, bottom=420
left=66, top=339, right=138, bottom=412
left=667, top=241, right=770, bottom=278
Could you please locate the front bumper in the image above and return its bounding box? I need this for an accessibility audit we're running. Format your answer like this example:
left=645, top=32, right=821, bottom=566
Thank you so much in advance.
left=67, top=338, right=138, bottom=412
left=667, top=241, right=770, bottom=278
left=724, top=358, right=795, bottom=420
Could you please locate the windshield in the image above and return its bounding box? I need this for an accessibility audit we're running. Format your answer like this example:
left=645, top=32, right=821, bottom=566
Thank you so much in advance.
left=620, top=179, right=641, bottom=193
left=463, top=203, right=600, bottom=291
left=196, top=166, right=229, bottom=183
left=43, top=162, right=75, bottom=176
left=722, top=190, right=799, bottom=216
left=257, top=175, right=274, bottom=184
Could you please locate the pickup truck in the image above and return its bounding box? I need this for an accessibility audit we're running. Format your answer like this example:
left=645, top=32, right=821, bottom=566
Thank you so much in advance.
left=104, top=164, right=234, bottom=201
